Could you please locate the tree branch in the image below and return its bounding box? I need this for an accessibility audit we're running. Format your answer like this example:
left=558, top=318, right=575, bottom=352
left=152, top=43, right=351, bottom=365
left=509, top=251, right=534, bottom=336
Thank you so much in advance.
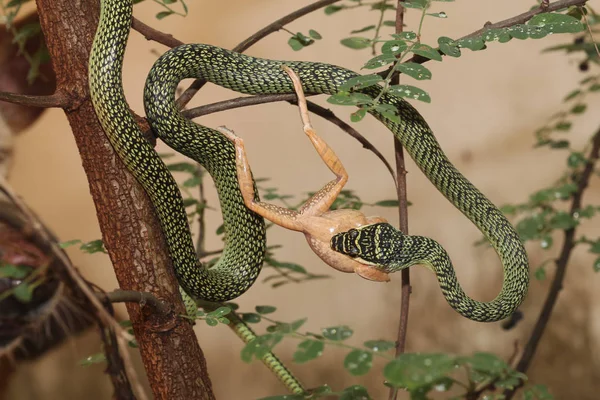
left=176, top=0, right=341, bottom=108
left=389, top=2, right=410, bottom=400
left=182, top=94, right=396, bottom=181
left=503, top=126, right=600, bottom=399
left=0, top=90, right=69, bottom=109
left=107, top=289, right=173, bottom=317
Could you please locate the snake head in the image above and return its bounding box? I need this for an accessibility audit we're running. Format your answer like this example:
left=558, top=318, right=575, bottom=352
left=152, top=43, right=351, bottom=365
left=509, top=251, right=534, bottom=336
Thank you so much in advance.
left=330, top=223, right=401, bottom=268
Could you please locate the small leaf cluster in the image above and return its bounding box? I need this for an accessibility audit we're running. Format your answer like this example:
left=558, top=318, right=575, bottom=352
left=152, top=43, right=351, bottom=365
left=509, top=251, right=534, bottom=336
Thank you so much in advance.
left=287, top=30, right=322, bottom=51
left=208, top=306, right=547, bottom=400
left=0, top=261, right=41, bottom=302
left=60, top=239, right=107, bottom=254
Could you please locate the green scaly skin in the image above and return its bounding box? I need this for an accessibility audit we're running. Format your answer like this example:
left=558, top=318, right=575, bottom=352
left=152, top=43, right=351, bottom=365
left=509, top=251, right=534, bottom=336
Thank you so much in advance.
left=89, top=0, right=303, bottom=394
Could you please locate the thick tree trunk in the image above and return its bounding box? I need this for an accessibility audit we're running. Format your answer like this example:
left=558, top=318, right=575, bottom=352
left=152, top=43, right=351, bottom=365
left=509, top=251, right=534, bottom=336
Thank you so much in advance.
left=33, top=0, right=215, bottom=398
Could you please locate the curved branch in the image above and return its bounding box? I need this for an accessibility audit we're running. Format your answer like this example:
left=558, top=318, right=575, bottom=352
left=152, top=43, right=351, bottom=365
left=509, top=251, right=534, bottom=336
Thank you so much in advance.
left=183, top=94, right=396, bottom=181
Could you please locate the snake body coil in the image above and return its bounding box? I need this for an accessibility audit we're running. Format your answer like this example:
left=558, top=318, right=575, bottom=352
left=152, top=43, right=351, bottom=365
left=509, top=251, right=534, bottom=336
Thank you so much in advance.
left=90, top=0, right=528, bottom=329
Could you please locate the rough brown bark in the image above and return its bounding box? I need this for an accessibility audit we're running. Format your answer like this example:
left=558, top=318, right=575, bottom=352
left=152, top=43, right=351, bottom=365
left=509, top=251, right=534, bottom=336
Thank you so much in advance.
left=33, top=0, right=215, bottom=398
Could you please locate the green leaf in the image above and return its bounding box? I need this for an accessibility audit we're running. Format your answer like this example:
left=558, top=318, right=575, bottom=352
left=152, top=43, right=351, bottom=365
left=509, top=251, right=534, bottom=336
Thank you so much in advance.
left=388, top=85, right=431, bottom=103
left=0, top=264, right=32, bottom=279
left=522, top=384, right=554, bottom=400
left=308, top=29, right=322, bottom=40
left=437, top=36, right=461, bottom=57
left=412, top=44, right=442, bottom=61
left=156, top=10, right=173, bottom=19
left=13, top=283, right=33, bottom=302
left=427, top=12, right=447, bottom=18
left=341, top=37, right=371, bottom=49
left=79, top=353, right=107, bottom=367
left=255, top=305, right=277, bottom=315
left=80, top=239, right=107, bottom=254
left=540, top=236, right=553, bottom=250
left=392, top=31, right=417, bottom=40
left=205, top=317, right=218, bottom=326
left=257, top=395, right=304, bottom=400
left=364, top=340, right=396, bottom=352
left=374, top=199, right=400, bottom=207
left=339, top=75, right=383, bottom=92
left=549, top=211, right=578, bottom=230
left=363, top=54, right=397, bottom=69
left=567, top=152, right=586, bottom=168
left=351, top=25, right=376, bottom=34
left=167, top=162, right=197, bottom=173
left=324, top=5, right=343, bottom=15
left=534, top=266, right=546, bottom=280
left=207, top=306, right=231, bottom=318
left=457, top=36, right=485, bottom=50
left=381, top=40, right=407, bottom=55
left=183, top=175, right=202, bottom=188
left=589, top=240, right=600, bottom=254
left=351, top=108, right=367, bottom=122
left=241, top=313, right=262, bottom=323
left=344, top=350, right=373, bottom=375
left=339, top=385, right=372, bottom=400
left=594, top=257, right=600, bottom=272
left=241, top=333, right=284, bottom=362
left=570, top=103, right=587, bottom=114
left=395, top=62, right=431, bottom=80
left=287, top=37, right=304, bottom=51
left=403, top=0, right=428, bottom=9
left=563, top=89, right=582, bottom=101
left=528, top=12, right=584, bottom=34
left=322, top=325, right=353, bottom=341
left=466, top=352, right=508, bottom=375
left=59, top=239, right=82, bottom=249
left=554, top=121, right=572, bottom=131
left=384, top=353, right=455, bottom=390
left=267, top=259, right=307, bottom=274
left=481, top=28, right=512, bottom=43
left=293, top=340, right=324, bottom=363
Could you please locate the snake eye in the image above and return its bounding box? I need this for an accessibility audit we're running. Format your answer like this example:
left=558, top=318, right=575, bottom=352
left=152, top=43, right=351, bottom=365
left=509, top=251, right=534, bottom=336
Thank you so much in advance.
left=348, top=229, right=359, bottom=239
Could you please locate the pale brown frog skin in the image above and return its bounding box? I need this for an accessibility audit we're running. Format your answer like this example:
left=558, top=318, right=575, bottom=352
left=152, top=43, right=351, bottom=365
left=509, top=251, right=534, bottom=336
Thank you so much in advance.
left=218, top=66, right=390, bottom=282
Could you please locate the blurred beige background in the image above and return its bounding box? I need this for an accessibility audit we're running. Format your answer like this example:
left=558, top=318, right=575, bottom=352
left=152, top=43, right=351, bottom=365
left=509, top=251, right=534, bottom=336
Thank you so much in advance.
left=5, top=0, right=600, bottom=399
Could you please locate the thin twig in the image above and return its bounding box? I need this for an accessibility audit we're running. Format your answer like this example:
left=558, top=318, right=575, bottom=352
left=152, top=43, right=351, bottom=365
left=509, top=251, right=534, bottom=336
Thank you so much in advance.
left=176, top=0, right=341, bottom=108
left=0, top=90, right=69, bottom=108
left=106, top=289, right=173, bottom=317
left=182, top=94, right=396, bottom=181
left=503, top=127, right=600, bottom=399
left=132, top=17, right=184, bottom=48
left=388, top=3, right=410, bottom=400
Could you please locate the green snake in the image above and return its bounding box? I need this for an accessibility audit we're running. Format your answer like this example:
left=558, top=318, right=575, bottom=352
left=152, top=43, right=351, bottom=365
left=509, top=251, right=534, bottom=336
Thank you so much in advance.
left=89, top=0, right=529, bottom=391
